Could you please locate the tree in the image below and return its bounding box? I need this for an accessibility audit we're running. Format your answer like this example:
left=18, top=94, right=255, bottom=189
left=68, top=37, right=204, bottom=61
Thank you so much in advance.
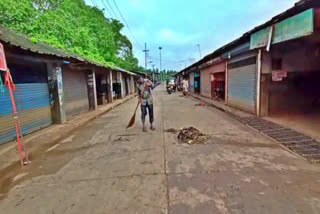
left=0, top=0, right=140, bottom=71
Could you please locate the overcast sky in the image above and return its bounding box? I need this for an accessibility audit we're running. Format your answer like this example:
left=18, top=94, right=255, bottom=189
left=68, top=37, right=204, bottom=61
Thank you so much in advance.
left=85, top=0, right=297, bottom=71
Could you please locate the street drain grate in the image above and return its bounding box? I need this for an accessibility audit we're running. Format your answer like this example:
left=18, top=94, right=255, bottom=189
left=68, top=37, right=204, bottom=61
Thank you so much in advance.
left=285, top=143, right=319, bottom=149
left=237, top=116, right=320, bottom=163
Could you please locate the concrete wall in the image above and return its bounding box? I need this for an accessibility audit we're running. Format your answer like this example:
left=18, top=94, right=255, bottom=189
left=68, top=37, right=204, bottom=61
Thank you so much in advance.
left=261, top=40, right=320, bottom=117
left=266, top=42, right=320, bottom=73
left=189, top=72, right=194, bottom=93
left=260, top=73, right=271, bottom=117
left=261, top=51, right=272, bottom=74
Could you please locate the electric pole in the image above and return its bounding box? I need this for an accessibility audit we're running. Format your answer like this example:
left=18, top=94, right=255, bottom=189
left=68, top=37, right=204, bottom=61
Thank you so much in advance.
left=143, top=43, right=149, bottom=71
left=152, top=64, right=155, bottom=83
left=197, top=44, right=202, bottom=59
left=159, top=47, right=162, bottom=81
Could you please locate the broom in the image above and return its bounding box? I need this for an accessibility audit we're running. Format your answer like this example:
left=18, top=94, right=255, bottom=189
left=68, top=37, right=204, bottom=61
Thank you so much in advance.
left=126, top=100, right=141, bottom=129
left=127, top=87, right=144, bottom=129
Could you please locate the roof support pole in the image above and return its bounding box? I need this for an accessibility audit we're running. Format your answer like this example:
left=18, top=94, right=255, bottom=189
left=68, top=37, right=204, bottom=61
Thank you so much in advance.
left=256, top=49, right=262, bottom=116
left=47, top=62, right=67, bottom=124
left=87, top=68, right=98, bottom=110
left=107, top=69, right=113, bottom=103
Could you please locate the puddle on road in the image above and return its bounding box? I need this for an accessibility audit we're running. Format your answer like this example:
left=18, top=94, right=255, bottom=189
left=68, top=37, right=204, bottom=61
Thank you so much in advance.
left=0, top=142, right=108, bottom=200
left=0, top=121, right=108, bottom=201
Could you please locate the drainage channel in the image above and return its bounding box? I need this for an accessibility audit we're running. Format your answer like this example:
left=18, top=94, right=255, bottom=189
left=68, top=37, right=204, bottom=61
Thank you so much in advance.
left=237, top=116, right=320, bottom=163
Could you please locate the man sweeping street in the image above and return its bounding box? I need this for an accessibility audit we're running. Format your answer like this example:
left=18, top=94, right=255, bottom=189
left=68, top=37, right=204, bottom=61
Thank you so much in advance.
left=137, top=76, right=155, bottom=132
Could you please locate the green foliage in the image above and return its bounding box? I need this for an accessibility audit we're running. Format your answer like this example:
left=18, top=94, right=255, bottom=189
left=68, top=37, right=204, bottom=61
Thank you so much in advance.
left=0, top=0, right=140, bottom=71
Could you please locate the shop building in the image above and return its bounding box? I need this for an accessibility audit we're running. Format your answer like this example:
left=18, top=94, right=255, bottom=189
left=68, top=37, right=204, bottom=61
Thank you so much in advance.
left=0, top=27, right=136, bottom=145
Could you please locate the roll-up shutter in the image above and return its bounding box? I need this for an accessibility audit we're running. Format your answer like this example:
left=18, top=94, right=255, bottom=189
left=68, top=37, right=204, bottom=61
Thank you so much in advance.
left=200, top=67, right=211, bottom=98
left=0, top=64, right=52, bottom=144
left=63, top=68, right=89, bottom=120
left=227, top=54, right=257, bottom=113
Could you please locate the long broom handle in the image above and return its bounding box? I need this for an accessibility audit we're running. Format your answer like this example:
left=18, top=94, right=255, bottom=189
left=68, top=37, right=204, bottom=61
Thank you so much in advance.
left=134, top=99, right=140, bottom=114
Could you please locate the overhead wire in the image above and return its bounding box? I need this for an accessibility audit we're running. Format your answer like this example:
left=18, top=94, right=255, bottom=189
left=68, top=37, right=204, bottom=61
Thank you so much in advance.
left=100, top=1, right=114, bottom=18
left=89, top=0, right=143, bottom=52
left=91, top=0, right=98, bottom=7
left=90, top=0, right=186, bottom=69
left=103, top=0, right=120, bottom=20
left=148, top=55, right=189, bottom=63
left=112, top=0, right=144, bottom=50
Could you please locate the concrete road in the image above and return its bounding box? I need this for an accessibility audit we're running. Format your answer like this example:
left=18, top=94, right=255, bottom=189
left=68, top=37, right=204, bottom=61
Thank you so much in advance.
left=0, top=85, right=320, bottom=214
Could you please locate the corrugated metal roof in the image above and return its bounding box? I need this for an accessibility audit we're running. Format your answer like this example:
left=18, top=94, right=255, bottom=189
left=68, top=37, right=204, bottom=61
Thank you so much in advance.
left=179, top=0, right=319, bottom=75
left=0, top=27, right=84, bottom=61
left=0, top=27, right=136, bottom=76
left=113, top=66, right=136, bottom=76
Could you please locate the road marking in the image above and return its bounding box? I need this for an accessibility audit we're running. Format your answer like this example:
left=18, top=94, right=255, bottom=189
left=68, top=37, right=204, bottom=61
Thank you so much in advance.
left=61, top=135, right=75, bottom=144
left=46, top=144, right=60, bottom=152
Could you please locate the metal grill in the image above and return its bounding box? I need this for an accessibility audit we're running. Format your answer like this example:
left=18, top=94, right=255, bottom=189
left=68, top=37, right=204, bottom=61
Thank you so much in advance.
left=237, top=116, right=320, bottom=163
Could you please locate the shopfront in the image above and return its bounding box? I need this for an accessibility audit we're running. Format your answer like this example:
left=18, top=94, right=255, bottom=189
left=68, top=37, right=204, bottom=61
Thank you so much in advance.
left=62, top=66, right=90, bottom=120
left=194, top=70, right=200, bottom=94
left=0, top=60, right=52, bottom=144
left=227, top=51, right=258, bottom=114
left=200, top=58, right=226, bottom=100
left=250, top=8, right=320, bottom=138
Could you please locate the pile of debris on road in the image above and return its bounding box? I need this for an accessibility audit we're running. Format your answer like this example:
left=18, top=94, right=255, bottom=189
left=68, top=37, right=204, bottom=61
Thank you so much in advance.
left=178, top=127, right=208, bottom=145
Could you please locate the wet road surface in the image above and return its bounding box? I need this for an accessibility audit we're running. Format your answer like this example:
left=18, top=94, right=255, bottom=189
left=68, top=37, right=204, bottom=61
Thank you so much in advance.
left=0, top=85, right=320, bottom=214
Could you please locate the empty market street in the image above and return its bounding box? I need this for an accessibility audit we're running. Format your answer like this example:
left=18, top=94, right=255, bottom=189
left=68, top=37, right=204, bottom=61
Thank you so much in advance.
left=0, top=85, right=320, bottom=214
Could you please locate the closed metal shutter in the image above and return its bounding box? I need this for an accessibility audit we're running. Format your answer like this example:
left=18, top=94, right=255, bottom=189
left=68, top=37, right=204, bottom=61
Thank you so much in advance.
left=200, top=67, right=211, bottom=98
left=228, top=55, right=257, bottom=113
left=0, top=65, right=52, bottom=144
left=63, top=68, right=89, bottom=120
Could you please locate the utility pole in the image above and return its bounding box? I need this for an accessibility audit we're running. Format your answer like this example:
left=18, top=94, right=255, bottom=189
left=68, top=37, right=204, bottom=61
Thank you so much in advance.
left=159, top=47, right=162, bottom=81
left=197, top=44, right=202, bottom=59
left=143, top=43, right=149, bottom=71
left=152, top=64, right=155, bottom=83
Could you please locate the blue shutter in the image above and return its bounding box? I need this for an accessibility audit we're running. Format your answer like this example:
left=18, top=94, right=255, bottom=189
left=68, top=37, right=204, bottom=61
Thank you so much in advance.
left=0, top=83, right=52, bottom=144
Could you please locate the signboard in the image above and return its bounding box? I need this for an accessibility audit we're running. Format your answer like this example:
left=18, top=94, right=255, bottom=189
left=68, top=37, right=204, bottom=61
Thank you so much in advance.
left=273, top=8, right=314, bottom=44
left=272, top=71, right=287, bottom=82
left=0, top=43, right=8, bottom=71
left=250, top=9, right=314, bottom=49
left=250, top=27, right=272, bottom=49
